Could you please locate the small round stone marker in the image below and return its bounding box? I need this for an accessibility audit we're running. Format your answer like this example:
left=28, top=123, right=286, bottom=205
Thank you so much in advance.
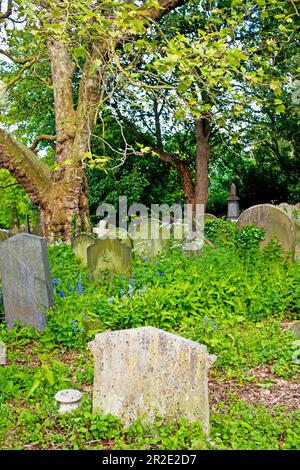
left=54, top=389, right=82, bottom=414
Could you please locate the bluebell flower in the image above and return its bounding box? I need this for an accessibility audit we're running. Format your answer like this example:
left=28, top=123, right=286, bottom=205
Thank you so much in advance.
left=137, top=290, right=142, bottom=297
left=58, top=290, right=66, bottom=298
left=71, top=319, right=78, bottom=324
left=204, top=316, right=209, bottom=324
left=122, top=295, right=127, bottom=301
left=142, top=256, right=150, bottom=261
left=157, top=271, right=165, bottom=277
left=128, top=285, right=134, bottom=297
left=52, top=278, right=59, bottom=287
left=76, top=284, right=83, bottom=295
left=120, top=288, right=125, bottom=295
left=129, top=278, right=135, bottom=284
left=143, top=287, right=147, bottom=292
left=72, top=326, right=77, bottom=332
left=108, top=296, right=115, bottom=304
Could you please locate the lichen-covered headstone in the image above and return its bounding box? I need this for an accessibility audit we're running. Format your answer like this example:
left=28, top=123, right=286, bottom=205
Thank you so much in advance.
left=100, top=227, right=133, bottom=249
left=0, top=233, right=54, bottom=331
left=131, top=219, right=170, bottom=258
left=0, top=230, right=9, bottom=242
left=238, top=204, right=296, bottom=259
left=71, top=234, right=95, bottom=266
left=93, top=220, right=108, bottom=239
left=87, top=238, right=132, bottom=281
left=288, top=321, right=300, bottom=338
left=89, top=326, right=216, bottom=433
left=0, top=340, right=6, bottom=365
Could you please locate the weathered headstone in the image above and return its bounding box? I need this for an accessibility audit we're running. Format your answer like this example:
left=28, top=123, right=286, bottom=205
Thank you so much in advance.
left=100, top=227, right=133, bottom=249
left=0, top=230, right=9, bottom=242
left=89, top=327, right=216, bottom=433
left=287, top=321, right=300, bottom=338
left=0, top=233, right=54, bottom=331
left=71, top=234, right=96, bottom=266
left=130, top=219, right=170, bottom=258
left=238, top=204, right=296, bottom=259
left=227, top=183, right=240, bottom=221
left=204, top=213, right=217, bottom=220
left=87, top=238, right=132, bottom=281
left=0, top=340, right=6, bottom=365
left=93, top=220, right=108, bottom=238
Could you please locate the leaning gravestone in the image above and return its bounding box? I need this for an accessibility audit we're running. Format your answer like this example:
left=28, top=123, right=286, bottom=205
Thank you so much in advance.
left=130, top=219, right=170, bottom=258
left=87, top=238, right=132, bottom=281
left=0, top=233, right=54, bottom=331
left=89, top=327, right=216, bottom=434
left=238, top=204, right=296, bottom=259
left=71, top=234, right=96, bottom=266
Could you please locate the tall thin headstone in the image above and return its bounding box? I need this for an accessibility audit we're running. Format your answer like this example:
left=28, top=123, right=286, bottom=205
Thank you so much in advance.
left=0, top=233, right=54, bottom=331
left=227, top=183, right=240, bottom=221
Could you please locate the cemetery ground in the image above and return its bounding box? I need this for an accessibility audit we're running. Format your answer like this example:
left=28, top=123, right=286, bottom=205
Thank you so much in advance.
left=0, top=223, right=300, bottom=450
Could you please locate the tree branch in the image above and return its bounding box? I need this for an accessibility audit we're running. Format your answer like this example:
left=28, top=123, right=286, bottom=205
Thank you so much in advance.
left=3, top=56, right=37, bottom=91
left=0, top=129, right=51, bottom=208
left=0, top=48, right=36, bottom=64
left=0, top=181, right=19, bottom=190
left=142, top=0, right=189, bottom=22
left=30, top=134, right=56, bottom=151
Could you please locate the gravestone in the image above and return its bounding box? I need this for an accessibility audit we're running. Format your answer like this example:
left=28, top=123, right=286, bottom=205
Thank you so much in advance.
left=100, top=227, right=133, bottom=249
left=0, top=340, right=6, bottom=365
left=287, top=321, right=300, bottom=338
left=89, top=327, right=216, bottom=433
left=238, top=204, right=296, bottom=259
left=87, top=238, right=132, bottom=281
left=130, top=219, right=170, bottom=258
left=204, top=213, right=217, bottom=220
left=227, top=183, right=240, bottom=221
left=71, top=234, right=96, bottom=266
left=0, top=230, right=9, bottom=242
left=93, top=220, right=108, bottom=239
left=0, top=233, right=54, bottom=331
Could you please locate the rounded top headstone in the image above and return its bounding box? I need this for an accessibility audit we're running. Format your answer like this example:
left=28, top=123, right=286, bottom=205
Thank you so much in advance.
left=237, top=204, right=296, bottom=258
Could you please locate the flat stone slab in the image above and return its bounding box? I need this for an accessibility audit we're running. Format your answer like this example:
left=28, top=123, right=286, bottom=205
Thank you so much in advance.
left=238, top=204, right=296, bottom=259
left=89, top=326, right=216, bottom=433
left=0, top=233, right=54, bottom=331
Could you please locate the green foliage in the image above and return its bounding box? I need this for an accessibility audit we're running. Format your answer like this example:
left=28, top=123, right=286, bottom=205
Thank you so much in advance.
left=0, top=170, right=39, bottom=228
left=0, top=237, right=299, bottom=450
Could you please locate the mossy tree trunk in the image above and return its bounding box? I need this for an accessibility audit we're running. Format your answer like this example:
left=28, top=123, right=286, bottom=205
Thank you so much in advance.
left=0, top=0, right=188, bottom=242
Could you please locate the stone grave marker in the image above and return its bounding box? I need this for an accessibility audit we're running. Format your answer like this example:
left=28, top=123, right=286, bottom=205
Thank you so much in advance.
left=287, top=321, right=300, bottom=338
left=0, top=230, right=9, bottom=242
left=0, top=233, right=54, bottom=331
left=130, top=219, right=170, bottom=258
left=238, top=204, right=296, bottom=259
left=93, top=220, right=108, bottom=238
left=71, top=234, right=96, bottom=266
left=100, top=227, right=133, bottom=249
left=0, top=340, right=6, bottom=365
left=87, top=238, right=132, bottom=281
left=89, top=326, right=216, bottom=433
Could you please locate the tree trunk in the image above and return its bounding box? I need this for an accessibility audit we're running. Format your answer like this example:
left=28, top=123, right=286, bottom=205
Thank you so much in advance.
left=194, top=116, right=211, bottom=211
